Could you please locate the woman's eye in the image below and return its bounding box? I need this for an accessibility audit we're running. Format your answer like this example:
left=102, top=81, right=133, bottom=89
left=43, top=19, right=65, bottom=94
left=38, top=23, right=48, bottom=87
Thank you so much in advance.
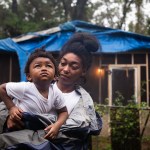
left=60, top=62, right=66, bottom=66
left=72, top=65, right=79, bottom=70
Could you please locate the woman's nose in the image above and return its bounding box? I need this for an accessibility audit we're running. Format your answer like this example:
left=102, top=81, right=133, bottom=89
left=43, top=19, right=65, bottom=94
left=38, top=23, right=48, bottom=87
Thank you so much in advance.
left=63, top=65, right=70, bottom=73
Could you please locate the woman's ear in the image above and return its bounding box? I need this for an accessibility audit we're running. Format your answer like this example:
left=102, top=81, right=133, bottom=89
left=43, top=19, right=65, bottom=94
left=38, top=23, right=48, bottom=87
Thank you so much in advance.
left=79, top=71, right=87, bottom=84
left=81, top=69, right=86, bottom=77
left=26, top=74, right=32, bottom=82
left=81, top=72, right=86, bottom=77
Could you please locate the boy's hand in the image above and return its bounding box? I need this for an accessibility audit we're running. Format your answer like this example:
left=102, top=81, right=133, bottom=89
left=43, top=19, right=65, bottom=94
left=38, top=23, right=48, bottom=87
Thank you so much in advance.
left=9, top=106, right=23, bottom=121
left=44, top=124, right=60, bottom=139
left=7, top=115, right=24, bottom=129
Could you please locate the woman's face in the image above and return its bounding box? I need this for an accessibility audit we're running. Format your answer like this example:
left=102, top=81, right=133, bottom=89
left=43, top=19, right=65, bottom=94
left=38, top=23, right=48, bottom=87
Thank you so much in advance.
left=58, top=53, right=85, bottom=86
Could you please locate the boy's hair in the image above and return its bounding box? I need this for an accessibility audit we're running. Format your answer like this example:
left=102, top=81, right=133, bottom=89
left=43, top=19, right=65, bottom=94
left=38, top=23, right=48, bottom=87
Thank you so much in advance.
left=59, top=32, right=100, bottom=71
left=24, top=48, right=58, bottom=76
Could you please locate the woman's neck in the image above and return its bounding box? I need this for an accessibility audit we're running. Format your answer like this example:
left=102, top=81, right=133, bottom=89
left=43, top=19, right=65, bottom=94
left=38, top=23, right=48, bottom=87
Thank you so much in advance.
left=57, top=81, right=75, bottom=93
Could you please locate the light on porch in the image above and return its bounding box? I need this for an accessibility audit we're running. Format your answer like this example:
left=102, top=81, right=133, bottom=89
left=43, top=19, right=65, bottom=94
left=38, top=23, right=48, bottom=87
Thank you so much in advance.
left=97, top=68, right=105, bottom=77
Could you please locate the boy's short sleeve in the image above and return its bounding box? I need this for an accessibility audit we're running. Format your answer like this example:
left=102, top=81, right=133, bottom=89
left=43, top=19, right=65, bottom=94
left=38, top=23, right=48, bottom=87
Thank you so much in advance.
left=53, top=86, right=66, bottom=110
left=6, top=82, right=26, bottom=100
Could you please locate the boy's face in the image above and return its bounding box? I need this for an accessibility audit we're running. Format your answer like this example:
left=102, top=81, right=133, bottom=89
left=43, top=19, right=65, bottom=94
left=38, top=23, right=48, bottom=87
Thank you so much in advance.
left=27, top=57, right=55, bottom=83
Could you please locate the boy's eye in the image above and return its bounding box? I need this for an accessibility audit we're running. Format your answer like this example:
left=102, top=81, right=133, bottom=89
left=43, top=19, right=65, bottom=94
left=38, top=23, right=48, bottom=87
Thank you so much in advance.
left=47, top=64, right=52, bottom=68
left=34, top=64, right=40, bottom=68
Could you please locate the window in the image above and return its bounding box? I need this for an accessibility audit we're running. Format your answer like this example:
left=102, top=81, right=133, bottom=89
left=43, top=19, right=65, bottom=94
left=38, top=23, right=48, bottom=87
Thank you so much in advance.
left=108, top=65, right=141, bottom=105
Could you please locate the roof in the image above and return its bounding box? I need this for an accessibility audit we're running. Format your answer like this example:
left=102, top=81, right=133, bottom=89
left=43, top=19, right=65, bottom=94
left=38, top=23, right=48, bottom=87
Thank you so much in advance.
left=0, top=20, right=150, bottom=81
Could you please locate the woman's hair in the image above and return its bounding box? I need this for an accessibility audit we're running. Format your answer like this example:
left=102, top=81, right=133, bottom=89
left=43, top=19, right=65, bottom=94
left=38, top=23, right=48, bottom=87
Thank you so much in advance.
left=59, top=32, right=100, bottom=71
left=24, top=48, right=58, bottom=76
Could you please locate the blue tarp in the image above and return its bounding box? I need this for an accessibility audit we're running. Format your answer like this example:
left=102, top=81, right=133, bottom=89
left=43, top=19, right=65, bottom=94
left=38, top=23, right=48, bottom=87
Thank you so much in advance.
left=0, top=20, right=150, bottom=81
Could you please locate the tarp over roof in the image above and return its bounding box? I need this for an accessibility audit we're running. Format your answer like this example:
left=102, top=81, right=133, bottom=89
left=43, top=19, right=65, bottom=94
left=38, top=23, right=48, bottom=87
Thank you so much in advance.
left=0, top=20, right=150, bottom=81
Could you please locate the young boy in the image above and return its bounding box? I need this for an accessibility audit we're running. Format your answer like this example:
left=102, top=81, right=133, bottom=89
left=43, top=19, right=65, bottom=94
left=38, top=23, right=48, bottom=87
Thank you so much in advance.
left=0, top=48, right=68, bottom=139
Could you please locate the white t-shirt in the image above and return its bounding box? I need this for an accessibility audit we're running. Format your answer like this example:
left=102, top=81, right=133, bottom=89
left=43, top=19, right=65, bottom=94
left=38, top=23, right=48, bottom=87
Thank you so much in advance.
left=53, top=83, right=80, bottom=114
left=6, top=82, right=65, bottom=114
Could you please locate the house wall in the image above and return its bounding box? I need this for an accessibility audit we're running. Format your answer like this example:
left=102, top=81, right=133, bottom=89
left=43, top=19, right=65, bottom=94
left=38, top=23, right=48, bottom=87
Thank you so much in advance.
left=84, top=52, right=150, bottom=106
left=0, top=51, right=20, bottom=84
left=0, top=51, right=149, bottom=107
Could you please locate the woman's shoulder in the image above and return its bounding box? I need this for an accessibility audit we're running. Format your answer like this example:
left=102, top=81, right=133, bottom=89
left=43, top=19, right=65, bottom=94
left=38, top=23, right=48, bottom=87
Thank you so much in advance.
left=76, top=86, right=94, bottom=106
left=76, top=86, right=91, bottom=97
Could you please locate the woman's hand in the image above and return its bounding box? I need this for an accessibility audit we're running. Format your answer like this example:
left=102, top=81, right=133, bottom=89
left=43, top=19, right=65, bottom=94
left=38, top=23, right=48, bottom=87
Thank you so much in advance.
left=44, top=124, right=60, bottom=139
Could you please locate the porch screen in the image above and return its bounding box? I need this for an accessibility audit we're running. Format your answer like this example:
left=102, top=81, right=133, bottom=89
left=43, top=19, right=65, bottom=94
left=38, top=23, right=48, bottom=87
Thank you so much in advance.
left=112, top=68, right=135, bottom=105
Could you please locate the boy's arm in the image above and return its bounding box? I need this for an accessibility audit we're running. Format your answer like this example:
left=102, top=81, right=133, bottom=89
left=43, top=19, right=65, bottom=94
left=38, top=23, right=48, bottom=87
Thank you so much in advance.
left=44, top=106, right=68, bottom=139
left=0, top=83, right=15, bottom=110
left=54, top=106, right=68, bottom=128
left=0, top=83, right=22, bottom=120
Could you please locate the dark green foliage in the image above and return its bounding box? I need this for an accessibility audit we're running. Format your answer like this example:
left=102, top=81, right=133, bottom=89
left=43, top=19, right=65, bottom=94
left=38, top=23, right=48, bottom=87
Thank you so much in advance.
left=0, top=0, right=150, bottom=38
left=95, top=91, right=143, bottom=150
left=0, top=0, right=91, bottom=38
left=110, top=107, right=141, bottom=150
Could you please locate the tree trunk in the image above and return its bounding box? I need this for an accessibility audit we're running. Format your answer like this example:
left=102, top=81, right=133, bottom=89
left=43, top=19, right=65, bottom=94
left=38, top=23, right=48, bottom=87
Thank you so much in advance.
left=12, top=0, right=18, bottom=14
left=71, top=0, right=88, bottom=21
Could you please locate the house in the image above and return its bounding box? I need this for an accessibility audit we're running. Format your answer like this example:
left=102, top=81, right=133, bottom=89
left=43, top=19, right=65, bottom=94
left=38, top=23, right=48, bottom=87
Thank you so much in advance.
left=0, top=20, right=150, bottom=106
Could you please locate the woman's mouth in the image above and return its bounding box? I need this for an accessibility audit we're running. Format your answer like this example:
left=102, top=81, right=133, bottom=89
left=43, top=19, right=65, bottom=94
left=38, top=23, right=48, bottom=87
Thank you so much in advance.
left=60, top=74, right=69, bottom=80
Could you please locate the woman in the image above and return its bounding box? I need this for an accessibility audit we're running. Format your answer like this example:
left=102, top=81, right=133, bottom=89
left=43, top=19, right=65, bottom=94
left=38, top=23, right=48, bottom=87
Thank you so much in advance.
left=55, top=32, right=100, bottom=132
left=0, top=32, right=102, bottom=149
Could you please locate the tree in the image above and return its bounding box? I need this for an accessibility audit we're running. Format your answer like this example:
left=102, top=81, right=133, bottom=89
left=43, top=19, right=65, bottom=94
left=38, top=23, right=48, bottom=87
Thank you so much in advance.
left=0, top=0, right=92, bottom=38
left=0, top=0, right=150, bottom=38
left=91, top=0, right=150, bottom=35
